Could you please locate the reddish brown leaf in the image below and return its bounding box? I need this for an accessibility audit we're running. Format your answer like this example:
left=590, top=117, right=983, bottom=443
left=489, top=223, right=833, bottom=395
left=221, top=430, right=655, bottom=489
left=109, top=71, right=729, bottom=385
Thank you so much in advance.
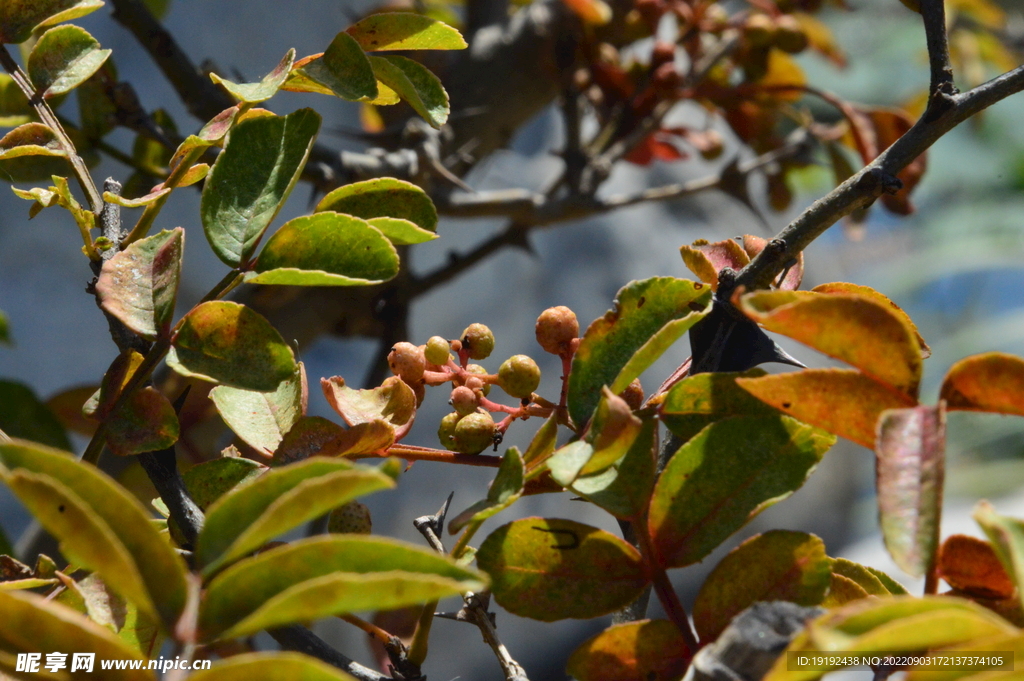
left=876, top=404, right=946, bottom=578
left=736, top=369, right=916, bottom=448
left=940, top=353, right=1024, bottom=416
left=939, top=535, right=1015, bottom=600
left=743, top=235, right=803, bottom=290
left=739, top=290, right=922, bottom=398
left=566, top=620, right=690, bottom=681
left=679, top=239, right=750, bottom=291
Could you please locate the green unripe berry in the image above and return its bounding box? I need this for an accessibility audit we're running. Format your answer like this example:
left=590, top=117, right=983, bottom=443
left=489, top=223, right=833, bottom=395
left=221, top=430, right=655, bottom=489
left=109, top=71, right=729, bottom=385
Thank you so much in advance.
left=466, top=364, right=491, bottom=396
left=424, top=336, right=451, bottom=366
left=327, top=501, right=372, bottom=534
left=461, top=323, right=495, bottom=360
left=535, top=306, right=579, bottom=355
left=453, top=412, right=496, bottom=454
left=774, top=15, right=809, bottom=54
left=498, top=354, right=541, bottom=399
left=438, top=412, right=461, bottom=450
left=388, top=342, right=426, bottom=383
left=743, top=13, right=776, bottom=48
left=450, top=385, right=479, bottom=416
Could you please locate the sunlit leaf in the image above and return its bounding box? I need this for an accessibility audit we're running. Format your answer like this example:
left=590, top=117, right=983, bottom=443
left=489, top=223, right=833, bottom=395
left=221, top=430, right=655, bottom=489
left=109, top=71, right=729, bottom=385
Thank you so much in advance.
left=27, top=25, right=110, bottom=98
left=346, top=13, right=467, bottom=50
left=811, top=282, right=929, bottom=358
left=649, top=415, right=834, bottom=568
left=368, top=55, right=449, bottom=128
left=210, top=49, right=295, bottom=103
left=693, top=531, right=830, bottom=642
left=974, top=502, right=1024, bottom=611
left=679, top=239, right=749, bottom=290
left=941, top=353, right=1024, bottom=416
left=0, top=439, right=188, bottom=628
left=736, top=369, right=917, bottom=448
left=201, top=108, right=321, bottom=267
left=321, top=376, right=415, bottom=429
left=211, top=362, right=306, bottom=456
left=0, top=589, right=153, bottom=681
left=168, top=301, right=296, bottom=392
left=659, top=369, right=777, bottom=443
left=200, top=535, right=487, bottom=639
left=246, top=212, right=399, bottom=286
left=96, top=228, right=183, bottom=341
left=315, top=178, right=437, bottom=233
left=197, top=457, right=394, bottom=576
left=477, top=517, right=648, bottom=621
left=568, top=278, right=711, bottom=427
left=739, top=290, right=922, bottom=398
left=566, top=620, right=690, bottom=681
left=875, top=404, right=945, bottom=578
left=830, top=558, right=891, bottom=596
left=104, top=385, right=179, bottom=456
left=571, top=418, right=656, bottom=520
left=822, top=574, right=870, bottom=607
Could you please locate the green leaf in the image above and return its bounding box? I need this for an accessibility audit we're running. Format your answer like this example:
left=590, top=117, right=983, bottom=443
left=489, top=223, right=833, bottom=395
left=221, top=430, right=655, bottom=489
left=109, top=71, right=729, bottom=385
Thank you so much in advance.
left=571, top=418, right=656, bottom=520
left=0, top=590, right=154, bottom=681
left=477, top=517, right=648, bottom=621
left=96, top=228, right=183, bottom=341
left=181, top=457, right=267, bottom=510
left=27, top=25, right=111, bottom=98
left=648, top=415, right=834, bottom=568
left=581, top=388, right=643, bottom=476
left=368, top=55, right=449, bottom=128
left=211, top=363, right=306, bottom=456
left=830, top=558, right=892, bottom=596
left=367, top=217, right=438, bottom=245
left=568, top=278, right=712, bottom=428
left=210, top=49, right=295, bottom=103
left=523, top=413, right=559, bottom=471
left=104, top=385, right=179, bottom=456
left=0, top=121, right=65, bottom=159
left=188, top=652, right=360, bottom=681
left=246, top=212, right=399, bottom=286
left=693, top=531, right=831, bottom=642
left=347, top=13, right=467, bottom=51
left=546, top=441, right=593, bottom=487
left=201, top=108, right=321, bottom=266
left=117, top=600, right=163, bottom=658
left=199, top=535, right=487, bottom=640
left=448, top=447, right=525, bottom=533
left=315, top=178, right=438, bottom=233
left=0, top=379, right=71, bottom=450
left=321, top=375, right=416, bottom=428
left=168, top=301, right=296, bottom=391
left=0, top=0, right=104, bottom=45
left=0, top=439, right=188, bottom=629
left=566, top=620, right=691, bottom=681
left=660, top=369, right=778, bottom=442
left=296, top=32, right=377, bottom=101
left=197, top=458, right=395, bottom=576
left=876, top=404, right=946, bottom=578
left=974, top=501, right=1024, bottom=611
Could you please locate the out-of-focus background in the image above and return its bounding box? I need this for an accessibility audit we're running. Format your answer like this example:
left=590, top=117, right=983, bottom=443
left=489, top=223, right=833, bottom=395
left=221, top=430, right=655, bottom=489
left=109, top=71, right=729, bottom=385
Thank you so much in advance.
left=2, top=0, right=1024, bottom=678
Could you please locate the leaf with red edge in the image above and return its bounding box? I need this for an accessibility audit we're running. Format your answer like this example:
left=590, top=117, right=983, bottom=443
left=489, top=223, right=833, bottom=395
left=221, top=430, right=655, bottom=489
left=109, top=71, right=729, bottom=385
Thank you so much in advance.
left=321, top=376, right=415, bottom=429
left=319, top=420, right=395, bottom=457
left=96, top=228, right=183, bottom=341
left=812, top=282, right=930, bottom=358
left=739, top=290, right=923, bottom=399
left=939, top=535, right=1014, bottom=600
left=743, top=234, right=803, bottom=290
left=566, top=620, right=691, bottom=681
left=940, top=353, right=1024, bottom=416
left=693, top=531, right=831, bottom=642
left=680, top=239, right=750, bottom=290
left=736, top=369, right=917, bottom=448
left=272, top=416, right=345, bottom=465
left=875, top=404, right=945, bottom=578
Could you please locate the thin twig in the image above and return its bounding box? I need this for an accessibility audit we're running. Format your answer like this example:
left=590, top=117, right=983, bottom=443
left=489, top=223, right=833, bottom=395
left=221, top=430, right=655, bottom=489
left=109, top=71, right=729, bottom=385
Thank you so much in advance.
left=735, top=63, right=1024, bottom=291
left=413, top=500, right=530, bottom=681
left=920, top=0, right=957, bottom=113
left=269, top=626, right=394, bottom=681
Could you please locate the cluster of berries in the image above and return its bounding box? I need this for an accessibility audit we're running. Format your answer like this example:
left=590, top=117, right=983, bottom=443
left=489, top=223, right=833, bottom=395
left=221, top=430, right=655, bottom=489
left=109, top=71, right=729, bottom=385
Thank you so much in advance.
left=385, top=307, right=580, bottom=454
